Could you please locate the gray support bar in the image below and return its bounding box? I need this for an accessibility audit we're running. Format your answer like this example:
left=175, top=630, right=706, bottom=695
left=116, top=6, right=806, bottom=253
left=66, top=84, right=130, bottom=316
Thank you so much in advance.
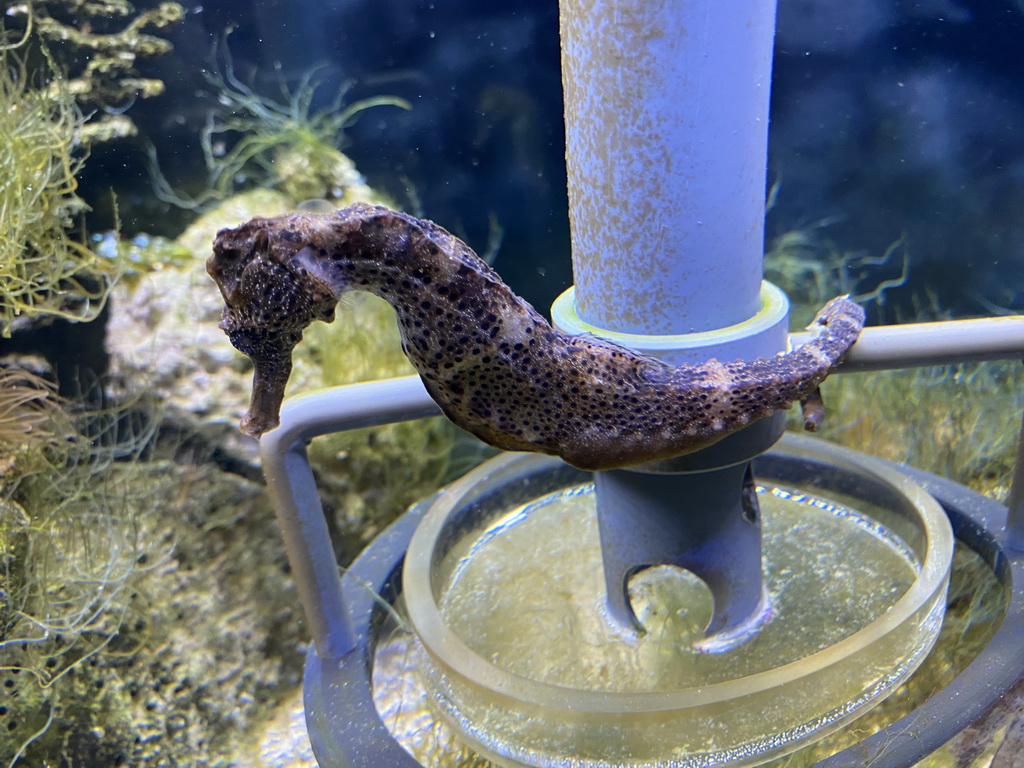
left=259, top=376, right=439, bottom=658
left=790, top=316, right=1024, bottom=372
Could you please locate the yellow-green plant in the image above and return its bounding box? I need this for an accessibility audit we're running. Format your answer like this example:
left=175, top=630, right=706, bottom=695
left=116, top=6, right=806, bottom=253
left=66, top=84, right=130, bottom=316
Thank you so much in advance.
left=813, top=361, right=1023, bottom=502
left=0, top=368, right=65, bottom=485
left=766, top=223, right=909, bottom=325
left=0, top=49, right=123, bottom=337
left=767, top=220, right=1021, bottom=501
left=0, top=371, right=165, bottom=765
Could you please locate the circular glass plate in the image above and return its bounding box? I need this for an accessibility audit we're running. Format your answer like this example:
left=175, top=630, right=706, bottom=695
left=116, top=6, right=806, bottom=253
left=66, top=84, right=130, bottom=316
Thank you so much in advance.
left=400, top=435, right=954, bottom=767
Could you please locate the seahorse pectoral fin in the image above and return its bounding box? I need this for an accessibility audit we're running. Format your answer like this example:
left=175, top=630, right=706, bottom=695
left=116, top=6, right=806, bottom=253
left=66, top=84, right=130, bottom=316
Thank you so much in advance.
left=291, top=246, right=345, bottom=302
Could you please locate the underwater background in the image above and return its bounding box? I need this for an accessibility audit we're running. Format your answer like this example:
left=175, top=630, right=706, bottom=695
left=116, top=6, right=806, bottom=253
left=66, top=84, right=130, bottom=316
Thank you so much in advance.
left=0, top=0, right=1022, bottom=765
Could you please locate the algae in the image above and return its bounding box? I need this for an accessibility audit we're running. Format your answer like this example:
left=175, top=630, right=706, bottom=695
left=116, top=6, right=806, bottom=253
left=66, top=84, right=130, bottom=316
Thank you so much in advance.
left=766, top=221, right=909, bottom=326
left=0, top=47, right=124, bottom=338
left=0, top=360, right=336, bottom=765
left=766, top=223, right=1022, bottom=501
left=0, top=453, right=308, bottom=766
left=0, top=0, right=184, bottom=337
left=0, top=369, right=167, bottom=765
left=5, top=0, right=185, bottom=143
left=149, top=34, right=410, bottom=211
left=814, top=362, right=1022, bottom=502
left=0, top=368, right=63, bottom=480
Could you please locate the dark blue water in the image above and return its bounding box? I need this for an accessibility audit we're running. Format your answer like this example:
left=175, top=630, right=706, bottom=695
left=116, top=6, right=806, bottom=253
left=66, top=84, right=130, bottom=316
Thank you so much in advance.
left=46, top=0, right=1024, bottom=326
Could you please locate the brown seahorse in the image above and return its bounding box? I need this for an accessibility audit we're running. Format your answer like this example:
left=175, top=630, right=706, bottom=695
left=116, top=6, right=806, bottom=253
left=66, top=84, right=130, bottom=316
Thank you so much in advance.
left=208, top=203, right=865, bottom=471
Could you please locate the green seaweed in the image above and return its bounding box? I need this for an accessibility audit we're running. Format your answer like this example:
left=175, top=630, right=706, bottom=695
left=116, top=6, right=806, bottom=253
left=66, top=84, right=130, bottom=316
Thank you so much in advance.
left=149, top=35, right=410, bottom=210
left=766, top=221, right=909, bottom=325
left=767, top=220, right=1022, bottom=501
left=0, top=369, right=63, bottom=482
left=0, top=48, right=124, bottom=337
left=0, top=370, right=166, bottom=765
left=812, top=362, right=1022, bottom=502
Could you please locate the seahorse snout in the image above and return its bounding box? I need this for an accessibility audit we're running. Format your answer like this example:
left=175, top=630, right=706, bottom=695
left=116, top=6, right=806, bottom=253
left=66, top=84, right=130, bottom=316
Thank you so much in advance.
left=230, top=327, right=301, bottom=437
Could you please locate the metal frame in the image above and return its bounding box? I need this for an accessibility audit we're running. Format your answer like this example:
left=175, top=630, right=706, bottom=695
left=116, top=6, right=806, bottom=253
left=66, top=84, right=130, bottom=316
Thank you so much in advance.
left=258, top=317, right=1024, bottom=765
left=299, top=442, right=1024, bottom=768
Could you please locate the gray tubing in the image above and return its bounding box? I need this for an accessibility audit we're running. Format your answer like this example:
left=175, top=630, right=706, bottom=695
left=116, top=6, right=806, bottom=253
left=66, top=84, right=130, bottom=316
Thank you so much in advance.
left=793, top=315, right=1024, bottom=371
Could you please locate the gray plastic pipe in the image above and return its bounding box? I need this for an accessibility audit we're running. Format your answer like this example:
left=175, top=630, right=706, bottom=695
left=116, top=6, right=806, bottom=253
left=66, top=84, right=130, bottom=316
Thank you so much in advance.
left=559, top=0, right=782, bottom=634
left=561, top=0, right=776, bottom=334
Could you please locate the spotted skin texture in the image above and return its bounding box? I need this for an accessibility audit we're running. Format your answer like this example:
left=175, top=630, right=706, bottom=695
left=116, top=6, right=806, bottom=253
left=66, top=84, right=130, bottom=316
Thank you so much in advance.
left=208, top=203, right=865, bottom=471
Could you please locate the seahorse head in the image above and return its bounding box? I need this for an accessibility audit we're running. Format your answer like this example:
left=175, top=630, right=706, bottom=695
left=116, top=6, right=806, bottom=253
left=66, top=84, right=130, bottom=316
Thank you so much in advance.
left=208, top=216, right=340, bottom=436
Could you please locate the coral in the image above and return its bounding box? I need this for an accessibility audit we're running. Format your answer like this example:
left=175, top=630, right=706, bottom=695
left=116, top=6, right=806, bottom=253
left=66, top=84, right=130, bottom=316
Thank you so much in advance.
left=5, top=0, right=185, bottom=143
left=149, top=37, right=409, bottom=210
left=0, top=48, right=125, bottom=337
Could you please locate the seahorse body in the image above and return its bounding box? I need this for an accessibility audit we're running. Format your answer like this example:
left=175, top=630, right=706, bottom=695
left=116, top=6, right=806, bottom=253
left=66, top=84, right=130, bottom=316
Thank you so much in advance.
left=208, top=203, right=865, bottom=471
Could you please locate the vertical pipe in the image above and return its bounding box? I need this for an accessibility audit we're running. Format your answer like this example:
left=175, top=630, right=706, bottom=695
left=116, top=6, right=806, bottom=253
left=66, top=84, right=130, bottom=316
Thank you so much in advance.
left=560, top=0, right=777, bottom=335
left=557, top=0, right=781, bottom=637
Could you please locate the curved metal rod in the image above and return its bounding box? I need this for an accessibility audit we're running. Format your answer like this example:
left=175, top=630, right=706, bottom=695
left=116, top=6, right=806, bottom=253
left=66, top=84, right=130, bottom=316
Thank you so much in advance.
left=259, top=376, right=439, bottom=657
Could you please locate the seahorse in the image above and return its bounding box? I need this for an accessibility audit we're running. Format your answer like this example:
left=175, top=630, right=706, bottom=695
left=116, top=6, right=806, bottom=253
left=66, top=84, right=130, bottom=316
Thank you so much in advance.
left=207, top=203, right=865, bottom=471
